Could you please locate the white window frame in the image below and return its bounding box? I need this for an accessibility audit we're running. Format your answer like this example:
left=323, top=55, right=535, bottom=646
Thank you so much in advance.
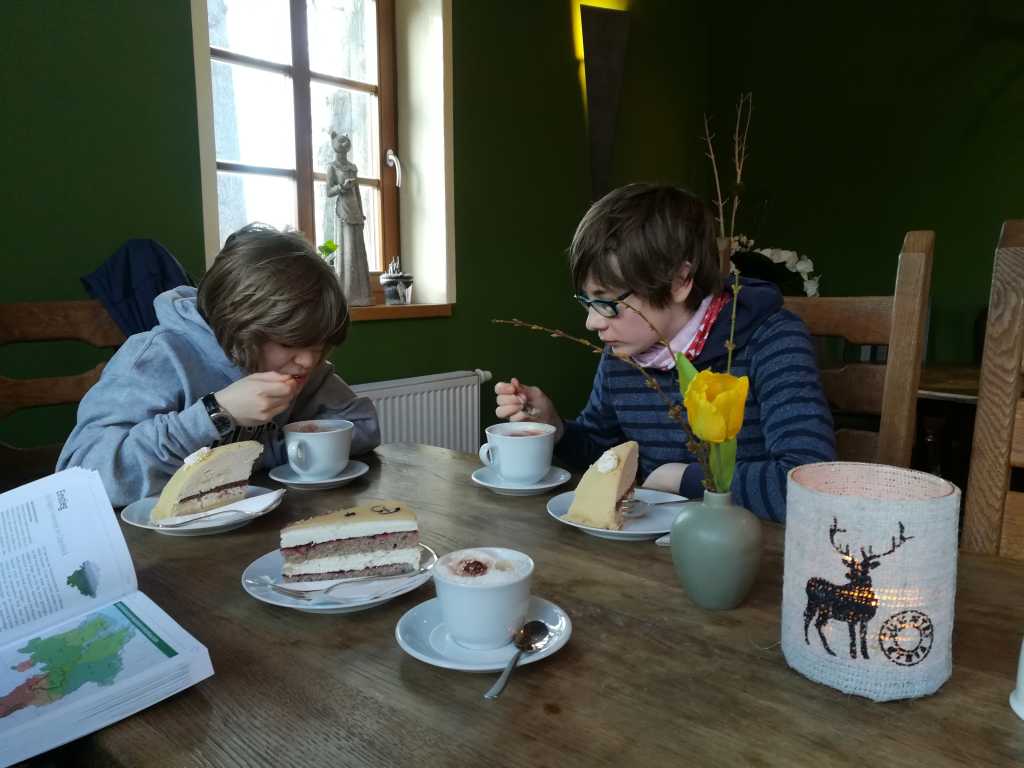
left=190, top=0, right=455, bottom=309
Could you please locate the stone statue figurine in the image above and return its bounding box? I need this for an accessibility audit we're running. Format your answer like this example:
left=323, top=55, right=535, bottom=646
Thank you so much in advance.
left=326, top=131, right=372, bottom=306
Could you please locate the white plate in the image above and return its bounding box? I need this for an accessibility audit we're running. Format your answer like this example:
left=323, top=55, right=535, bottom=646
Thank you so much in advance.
left=120, top=485, right=283, bottom=536
left=394, top=595, right=571, bottom=672
left=241, top=544, right=435, bottom=614
left=268, top=460, right=369, bottom=491
left=546, top=488, right=689, bottom=541
left=470, top=466, right=571, bottom=496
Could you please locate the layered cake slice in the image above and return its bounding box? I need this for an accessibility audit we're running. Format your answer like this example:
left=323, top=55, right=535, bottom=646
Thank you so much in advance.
left=564, top=441, right=639, bottom=530
left=150, top=441, right=263, bottom=522
left=280, top=499, right=420, bottom=582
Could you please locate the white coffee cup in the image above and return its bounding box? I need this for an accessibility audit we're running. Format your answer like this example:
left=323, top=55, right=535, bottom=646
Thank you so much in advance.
left=284, top=419, right=353, bottom=480
left=433, top=547, right=534, bottom=650
left=478, top=422, right=555, bottom=485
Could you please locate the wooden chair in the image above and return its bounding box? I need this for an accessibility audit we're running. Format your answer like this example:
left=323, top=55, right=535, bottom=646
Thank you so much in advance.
left=0, top=300, right=125, bottom=490
left=782, top=231, right=934, bottom=468
left=962, top=221, right=1024, bottom=558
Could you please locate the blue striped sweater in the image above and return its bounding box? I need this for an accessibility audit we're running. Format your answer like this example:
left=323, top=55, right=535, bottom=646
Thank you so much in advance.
left=555, top=278, right=836, bottom=522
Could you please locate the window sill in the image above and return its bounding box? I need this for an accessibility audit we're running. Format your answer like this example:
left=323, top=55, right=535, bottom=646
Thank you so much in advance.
left=350, top=303, right=453, bottom=321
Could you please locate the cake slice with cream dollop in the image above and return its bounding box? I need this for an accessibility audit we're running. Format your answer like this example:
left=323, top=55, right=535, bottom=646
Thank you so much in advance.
left=279, top=499, right=420, bottom=582
left=149, top=441, right=263, bottom=522
left=564, top=441, right=639, bottom=530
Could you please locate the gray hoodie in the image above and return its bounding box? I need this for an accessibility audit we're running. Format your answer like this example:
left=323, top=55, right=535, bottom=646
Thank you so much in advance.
left=56, top=286, right=380, bottom=506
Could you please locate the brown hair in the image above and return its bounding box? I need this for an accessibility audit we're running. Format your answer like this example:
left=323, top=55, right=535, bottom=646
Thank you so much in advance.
left=197, top=224, right=349, bottom=371
left=569, top=183, right=722, bottom=311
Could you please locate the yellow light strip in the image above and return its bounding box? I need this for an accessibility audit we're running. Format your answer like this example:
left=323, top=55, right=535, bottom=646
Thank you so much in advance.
left=571, top=0, right=630, bottom=116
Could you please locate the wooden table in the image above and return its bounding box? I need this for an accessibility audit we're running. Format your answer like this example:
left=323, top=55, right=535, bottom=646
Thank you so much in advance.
left=32, top=444, right=1024, bottom=767
left=919, top=364, right=981, bottom=403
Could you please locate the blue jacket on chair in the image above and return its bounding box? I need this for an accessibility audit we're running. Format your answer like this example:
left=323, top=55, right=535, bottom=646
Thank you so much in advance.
left=81, top=239, right=194, bottom=336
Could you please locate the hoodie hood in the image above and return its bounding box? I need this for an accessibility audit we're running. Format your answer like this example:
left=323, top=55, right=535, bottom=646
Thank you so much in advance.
left=694, top=276, right=784, bottom=369
left=153, top=286, right=243, bottom=380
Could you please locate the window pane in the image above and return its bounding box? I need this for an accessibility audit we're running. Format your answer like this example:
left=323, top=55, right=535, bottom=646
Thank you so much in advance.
left=307, top=0, right=378, bottom=84
left=213, top=61, right=296, bottom=169
left=208, top=0, right=292, bottom=65
left=217, top=172, right=297, bottom=247
left=315, top=180, right=381, bottom=272
left=311, top=82, right=378, bottom=177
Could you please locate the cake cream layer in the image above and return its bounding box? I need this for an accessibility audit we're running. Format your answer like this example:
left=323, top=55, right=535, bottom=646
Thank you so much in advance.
left=280, top=499, right=418, bottom=548
left=281, top=547, right=421, bottom=577
left=282, top=531, right=420, bottom=561
left=170, top=487, right=247, bottom=518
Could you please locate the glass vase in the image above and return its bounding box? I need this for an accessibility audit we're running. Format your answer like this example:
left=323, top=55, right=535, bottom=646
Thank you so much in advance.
left=670, top=490, right=762, bottom=610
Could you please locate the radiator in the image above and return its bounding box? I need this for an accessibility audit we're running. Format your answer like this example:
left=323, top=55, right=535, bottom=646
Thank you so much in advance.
left=351, top=369, right=493, bottom=454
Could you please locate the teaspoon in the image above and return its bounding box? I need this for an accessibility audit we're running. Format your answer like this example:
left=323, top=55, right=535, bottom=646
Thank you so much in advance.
left=483, top=620, right=551, bottom=700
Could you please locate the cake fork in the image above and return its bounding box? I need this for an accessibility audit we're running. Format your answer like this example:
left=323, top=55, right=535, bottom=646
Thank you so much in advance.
left=619, top=496, right=692, bottom=519
left=156, top=507, right=261, bottom=528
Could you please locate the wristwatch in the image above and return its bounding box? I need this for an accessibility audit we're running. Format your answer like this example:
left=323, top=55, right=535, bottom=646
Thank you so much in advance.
left=201, top=393, right=235, bottom=439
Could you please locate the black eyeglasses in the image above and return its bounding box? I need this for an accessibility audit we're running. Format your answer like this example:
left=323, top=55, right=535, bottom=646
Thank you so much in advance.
left=573, top=290, right=633, bottom=318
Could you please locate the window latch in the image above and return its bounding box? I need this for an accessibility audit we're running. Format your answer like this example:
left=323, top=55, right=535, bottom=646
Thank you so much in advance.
left=386, top=148, right=402, bottom=188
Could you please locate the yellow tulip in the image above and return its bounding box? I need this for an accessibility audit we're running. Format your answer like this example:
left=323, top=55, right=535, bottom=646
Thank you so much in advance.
left=683, top=371, right=749, bottom=444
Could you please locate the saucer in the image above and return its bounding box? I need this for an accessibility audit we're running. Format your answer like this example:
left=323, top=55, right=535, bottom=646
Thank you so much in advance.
left=241, top=545, right=435, bottom=614
left=268, top=460, right=369, bottom=491
left=394, top=596, right=571, bottom=672
left=470, top=466, right=571, bottom=497
left=547, top=488, right=688, bottom=541
left=120, top=486, right=283, bottom=536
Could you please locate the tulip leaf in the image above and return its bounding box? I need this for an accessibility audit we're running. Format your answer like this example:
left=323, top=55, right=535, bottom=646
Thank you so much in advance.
left=709, top=439, right=737, bottom=492
left=675, top=352, right=699, bottom=400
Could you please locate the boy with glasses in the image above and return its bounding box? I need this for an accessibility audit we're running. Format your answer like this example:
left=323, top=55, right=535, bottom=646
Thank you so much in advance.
left=494, top=183, right=835, bottom=522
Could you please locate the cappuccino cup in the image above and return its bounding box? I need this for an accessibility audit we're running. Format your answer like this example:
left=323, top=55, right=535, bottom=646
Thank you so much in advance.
left=433, top=547, right=534, bottom=649
left=478, top=422, right=555, bottom=485
left=284, top=419, right=353, bottom=480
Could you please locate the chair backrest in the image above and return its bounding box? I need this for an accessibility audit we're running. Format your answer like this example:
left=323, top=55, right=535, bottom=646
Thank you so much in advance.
left=0, top=299, right=125, bottom=491
left=962, top=221, right=1024, bottom=558
left=0, top=300, right=125, bottom=419
left=782, top=231, right=934, bottom=468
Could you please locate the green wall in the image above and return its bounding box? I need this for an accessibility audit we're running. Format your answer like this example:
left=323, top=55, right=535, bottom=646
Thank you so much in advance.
left=1, top=0, right=205, bottom=447
left=1, top=0, right=710, bottom=448
left=707, top=1, right=1024, bottom=363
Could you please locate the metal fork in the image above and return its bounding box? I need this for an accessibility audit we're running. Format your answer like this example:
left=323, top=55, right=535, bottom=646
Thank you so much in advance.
left=156, top=507, right=260, bottom=528
left=620, top=496, right=691, bottom=519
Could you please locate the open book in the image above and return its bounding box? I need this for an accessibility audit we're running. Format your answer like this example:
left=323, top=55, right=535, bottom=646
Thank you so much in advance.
left=0, top=468, right=213, bottom=767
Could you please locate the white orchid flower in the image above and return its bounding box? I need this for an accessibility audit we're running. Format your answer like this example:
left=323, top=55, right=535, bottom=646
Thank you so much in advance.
left=803, top=277, right=820, bottom=297
left=795, top=256, right=814, bottom=276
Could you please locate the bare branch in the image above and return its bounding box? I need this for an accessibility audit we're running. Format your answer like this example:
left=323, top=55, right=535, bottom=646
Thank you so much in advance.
left=728, top=92, right=753, bottom=242
left=492, top=317, right=692, bottom=437
left=703, top=114, right=727, bottom=240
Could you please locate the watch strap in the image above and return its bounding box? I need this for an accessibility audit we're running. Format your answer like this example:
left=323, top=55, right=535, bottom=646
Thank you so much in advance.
left=201, top=393, right=234, bottom=437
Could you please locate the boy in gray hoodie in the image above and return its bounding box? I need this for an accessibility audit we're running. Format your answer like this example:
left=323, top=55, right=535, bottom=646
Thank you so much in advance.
left=57, top=224, right=381, bottom=507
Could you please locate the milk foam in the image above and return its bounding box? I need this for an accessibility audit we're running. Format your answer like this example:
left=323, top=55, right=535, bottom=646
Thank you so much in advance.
left=435, top=547, right=532, bottom=587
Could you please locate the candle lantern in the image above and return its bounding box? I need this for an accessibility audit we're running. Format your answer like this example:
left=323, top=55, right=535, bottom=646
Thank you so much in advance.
left=782, top=462, right=960, bottom=701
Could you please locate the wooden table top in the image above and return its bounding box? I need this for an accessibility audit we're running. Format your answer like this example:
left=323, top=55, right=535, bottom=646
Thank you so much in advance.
left=919, top=364, right=981, bottom=403
left=37, top=444, right=1024, bottom=767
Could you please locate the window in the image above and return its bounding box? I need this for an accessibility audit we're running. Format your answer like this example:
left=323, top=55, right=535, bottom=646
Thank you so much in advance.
left=205, top=0, right=398, bottom=273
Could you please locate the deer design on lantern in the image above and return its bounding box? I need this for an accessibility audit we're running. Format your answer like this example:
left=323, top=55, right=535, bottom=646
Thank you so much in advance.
left=803, top=518, right=913, bottom=659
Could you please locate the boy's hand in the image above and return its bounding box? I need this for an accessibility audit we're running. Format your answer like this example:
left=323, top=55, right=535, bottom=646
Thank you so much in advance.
left=642, top=463, right=687, bottom=493
left=215, top=372, right=301, bottom=427
left=494, top=378, right=564, bottom=440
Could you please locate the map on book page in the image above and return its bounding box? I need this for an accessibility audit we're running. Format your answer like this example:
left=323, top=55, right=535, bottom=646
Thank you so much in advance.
left=0, top=601, right=177, bottom=721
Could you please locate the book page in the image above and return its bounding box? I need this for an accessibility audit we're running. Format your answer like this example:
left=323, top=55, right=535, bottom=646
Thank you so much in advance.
left=0, top=591, right=213, bottom=764
left=0, top=468, right=136, bottom=648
